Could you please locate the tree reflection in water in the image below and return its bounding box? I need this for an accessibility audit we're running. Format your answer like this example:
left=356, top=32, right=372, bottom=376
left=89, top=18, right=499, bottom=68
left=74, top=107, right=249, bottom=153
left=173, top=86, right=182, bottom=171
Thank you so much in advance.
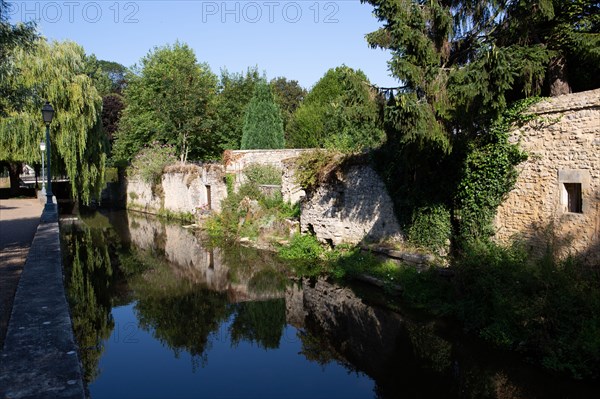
left=60, top=211, right=600, bottom=399
left=61, top=222, right=118, bottom=383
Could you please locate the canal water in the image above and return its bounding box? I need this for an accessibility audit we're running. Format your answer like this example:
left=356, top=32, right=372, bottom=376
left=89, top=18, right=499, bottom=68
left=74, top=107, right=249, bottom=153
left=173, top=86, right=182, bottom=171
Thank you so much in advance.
left=60, top=211, right=599, bottom=399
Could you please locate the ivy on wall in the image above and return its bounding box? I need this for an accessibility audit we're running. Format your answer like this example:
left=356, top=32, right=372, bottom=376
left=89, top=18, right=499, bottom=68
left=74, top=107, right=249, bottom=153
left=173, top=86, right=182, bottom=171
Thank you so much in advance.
left=453, top=98, right=541, bottom=243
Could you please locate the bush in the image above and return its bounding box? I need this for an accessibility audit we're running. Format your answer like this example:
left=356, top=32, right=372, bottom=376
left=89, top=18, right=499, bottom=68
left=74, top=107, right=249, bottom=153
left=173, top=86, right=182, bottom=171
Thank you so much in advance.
left=244, top=163, right=281, bottom=185
left=292, top=149, right=344, bottom=191
left=407, top=204, right=451, bottom=253
left=128, top=142, right=177, bottom=185
left=454, top=240, right=600, bottom=379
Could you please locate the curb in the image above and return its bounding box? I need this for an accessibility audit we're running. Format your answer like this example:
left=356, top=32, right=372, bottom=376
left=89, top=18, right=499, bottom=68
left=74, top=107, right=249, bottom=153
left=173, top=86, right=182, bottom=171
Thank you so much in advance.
left=0, top=204, right=85, bottom=399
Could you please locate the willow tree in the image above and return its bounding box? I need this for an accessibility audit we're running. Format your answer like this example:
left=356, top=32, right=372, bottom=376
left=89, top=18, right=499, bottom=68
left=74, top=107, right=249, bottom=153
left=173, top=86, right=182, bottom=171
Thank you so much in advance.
left=0, top=39, right=106, bottom=203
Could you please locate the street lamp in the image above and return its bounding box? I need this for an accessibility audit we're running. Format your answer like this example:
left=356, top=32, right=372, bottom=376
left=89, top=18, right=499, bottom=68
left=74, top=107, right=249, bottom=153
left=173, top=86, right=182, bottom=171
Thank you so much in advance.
left=41, top=101, right=54, bottom=207
left=39, top=140, right=46, bottom=193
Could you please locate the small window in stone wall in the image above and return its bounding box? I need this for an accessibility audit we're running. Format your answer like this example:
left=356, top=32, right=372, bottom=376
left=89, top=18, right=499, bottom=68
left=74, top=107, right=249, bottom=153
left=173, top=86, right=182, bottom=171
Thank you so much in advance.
left=564, top=183, right=583, bottom=213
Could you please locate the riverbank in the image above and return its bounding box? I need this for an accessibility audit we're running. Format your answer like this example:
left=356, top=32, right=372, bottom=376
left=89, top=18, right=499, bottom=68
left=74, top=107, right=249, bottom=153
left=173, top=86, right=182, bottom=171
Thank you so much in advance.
left=0, top=204, right=85, bottom=399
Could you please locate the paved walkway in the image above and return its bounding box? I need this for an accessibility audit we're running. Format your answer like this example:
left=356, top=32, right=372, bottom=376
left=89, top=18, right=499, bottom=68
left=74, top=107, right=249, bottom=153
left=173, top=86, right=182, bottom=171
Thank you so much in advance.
left=0, top=198, right=42, bottom=349
left=0, top=203, right=85, bottom=399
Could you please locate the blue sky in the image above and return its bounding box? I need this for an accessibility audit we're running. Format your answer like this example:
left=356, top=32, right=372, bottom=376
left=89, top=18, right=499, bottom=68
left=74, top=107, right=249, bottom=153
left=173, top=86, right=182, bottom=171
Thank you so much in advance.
left=7, top=0, right=398, bottom=89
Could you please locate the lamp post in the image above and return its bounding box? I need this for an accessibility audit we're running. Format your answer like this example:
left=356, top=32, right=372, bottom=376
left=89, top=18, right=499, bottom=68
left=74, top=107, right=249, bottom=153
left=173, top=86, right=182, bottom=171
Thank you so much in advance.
left=39, top=140, right=46, bottom=193
left=41, top=102, right=54, bottom=207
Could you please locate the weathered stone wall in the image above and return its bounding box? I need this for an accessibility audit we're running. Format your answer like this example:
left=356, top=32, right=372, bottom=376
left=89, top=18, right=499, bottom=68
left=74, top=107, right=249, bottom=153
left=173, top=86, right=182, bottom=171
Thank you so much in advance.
left=300, top=164, right=402, bottom=246
left=224, top=149, right=311, bottom=203
left=126, top=163, right=227, bottom=215
left=494, top=89, right=600, bottom=263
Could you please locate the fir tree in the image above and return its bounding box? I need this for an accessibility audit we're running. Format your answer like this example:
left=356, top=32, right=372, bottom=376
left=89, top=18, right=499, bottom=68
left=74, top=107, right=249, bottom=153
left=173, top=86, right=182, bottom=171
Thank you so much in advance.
left=240, top=82, right=285, bottom=150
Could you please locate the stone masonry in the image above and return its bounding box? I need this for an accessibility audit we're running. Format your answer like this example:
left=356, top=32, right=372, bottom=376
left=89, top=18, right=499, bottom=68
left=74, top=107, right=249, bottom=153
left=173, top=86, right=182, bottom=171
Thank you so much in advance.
left=224, top=149, right=311, bottom=204
left=127, top=163, right=227, bottom=214
left=494, top=89, right=600, bottom=264
left=125, top=149, right=403, bottom=247
left=300, top=164, right=402, bottom=246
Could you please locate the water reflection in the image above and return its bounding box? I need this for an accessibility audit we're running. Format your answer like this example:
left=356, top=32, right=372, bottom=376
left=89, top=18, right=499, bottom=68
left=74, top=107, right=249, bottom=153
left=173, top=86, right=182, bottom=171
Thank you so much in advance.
left=61, top=211, right=600, bottom=399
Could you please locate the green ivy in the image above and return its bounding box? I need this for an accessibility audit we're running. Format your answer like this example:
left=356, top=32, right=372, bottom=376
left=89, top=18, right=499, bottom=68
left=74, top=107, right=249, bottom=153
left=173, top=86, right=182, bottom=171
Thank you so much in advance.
left=454, top=98, right=540, bottom=243
left=407, top=205, right=451, bottom=252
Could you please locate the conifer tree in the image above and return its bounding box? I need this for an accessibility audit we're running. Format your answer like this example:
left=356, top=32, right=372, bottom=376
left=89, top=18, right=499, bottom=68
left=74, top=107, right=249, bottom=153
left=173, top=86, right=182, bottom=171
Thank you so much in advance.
left=240, top=82, right=285, bottom=150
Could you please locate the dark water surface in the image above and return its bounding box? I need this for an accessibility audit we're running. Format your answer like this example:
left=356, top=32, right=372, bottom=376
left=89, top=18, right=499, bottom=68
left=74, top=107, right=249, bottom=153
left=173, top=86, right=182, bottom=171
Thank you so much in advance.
left=60, top=211, right=600, bottom=399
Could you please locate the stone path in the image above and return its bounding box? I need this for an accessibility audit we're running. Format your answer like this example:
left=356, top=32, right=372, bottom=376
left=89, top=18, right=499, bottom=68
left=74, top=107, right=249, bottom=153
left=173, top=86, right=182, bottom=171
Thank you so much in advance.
left=0, top=198, right=42, bottom=349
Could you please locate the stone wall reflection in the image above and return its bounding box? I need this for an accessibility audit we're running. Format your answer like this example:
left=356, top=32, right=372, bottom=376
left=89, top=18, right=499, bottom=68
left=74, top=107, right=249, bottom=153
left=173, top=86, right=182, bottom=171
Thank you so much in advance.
left=127, top=212, right=284, bottom=301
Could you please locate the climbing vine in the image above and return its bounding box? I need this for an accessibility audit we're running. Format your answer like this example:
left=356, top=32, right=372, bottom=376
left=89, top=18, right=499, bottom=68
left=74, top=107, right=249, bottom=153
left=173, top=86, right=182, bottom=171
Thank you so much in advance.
left=454, top=97, right=541, bottom=243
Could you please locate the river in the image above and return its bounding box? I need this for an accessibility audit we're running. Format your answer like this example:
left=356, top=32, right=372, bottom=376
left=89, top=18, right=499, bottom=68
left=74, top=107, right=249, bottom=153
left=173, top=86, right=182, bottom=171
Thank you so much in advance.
left=59, top=210, right=600, bottom=399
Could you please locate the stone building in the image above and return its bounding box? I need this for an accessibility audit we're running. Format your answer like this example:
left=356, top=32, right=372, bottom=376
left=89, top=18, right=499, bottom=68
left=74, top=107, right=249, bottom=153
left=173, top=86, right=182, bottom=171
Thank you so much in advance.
left=494, top=89, right=600, bottom=264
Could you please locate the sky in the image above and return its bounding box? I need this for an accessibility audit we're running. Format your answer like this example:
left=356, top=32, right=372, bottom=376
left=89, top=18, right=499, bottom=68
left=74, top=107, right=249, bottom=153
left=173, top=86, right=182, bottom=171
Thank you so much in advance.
left=6, top=0, right=399, bottom=89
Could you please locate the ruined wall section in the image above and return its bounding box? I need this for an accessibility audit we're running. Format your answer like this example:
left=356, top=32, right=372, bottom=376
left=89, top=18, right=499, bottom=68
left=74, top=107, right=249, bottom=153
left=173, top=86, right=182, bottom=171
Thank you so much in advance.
left=300, top=164, right=402, bottom=246
left=126, top=163, right=227, bottom=215
left=494, top=89, right=600, bottom=263
left=224, top=149, right=311, bottom=204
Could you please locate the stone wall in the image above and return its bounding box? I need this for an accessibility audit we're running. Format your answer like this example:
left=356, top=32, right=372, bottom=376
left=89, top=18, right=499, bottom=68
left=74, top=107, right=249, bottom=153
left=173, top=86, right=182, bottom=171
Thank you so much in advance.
left=126, top=163, right=227, bottom=215
left=224, top=149, right=311, bottom=203
left=300, top=164, right=402, bottom=246
left=494, top=89, right=600, bottom=263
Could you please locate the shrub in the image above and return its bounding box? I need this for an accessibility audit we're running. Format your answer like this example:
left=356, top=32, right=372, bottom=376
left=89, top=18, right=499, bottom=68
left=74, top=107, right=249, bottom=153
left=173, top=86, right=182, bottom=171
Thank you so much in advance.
left=244, top=163, right=281, bottom=185
left=454, top=240, right=600, bottom=379
left=128, top=142, right=177, bottom=185
left=292, top=149, right=345, bottom=191
left=407, top=204, right=451, bottom=253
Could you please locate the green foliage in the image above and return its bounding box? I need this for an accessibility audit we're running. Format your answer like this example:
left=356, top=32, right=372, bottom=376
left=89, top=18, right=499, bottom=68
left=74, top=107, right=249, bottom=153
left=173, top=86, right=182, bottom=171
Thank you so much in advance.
left=225, top=173, right=235, bottom=195
left=292, top=149, right=344, bottom=191
left=287, top=65, right=385, bottom=151
left=128, top=142, right=177, bottom=185
left=0, top=39, right=106, bottom=203
left=205, top=180, right=296, bottom=243
left=83, top=55, right=127, bottom=96
left=0, top=0, right=37, bottom=116
left=454, top=240, right=600, bottom=379
left=407, top=205, right=451, bottom=252
left=269, top=77, right=306, bottom=135
left=278, top=233, right=323, bottom=261
left=240, top=81, right=285, bottom=150
left=113, top=42, right=218, bottom=163
left=213, top=68, right=262, bottom=153
left=243, top=163, right=282, bottom=185
left=454, top=99, right=535, bottom=243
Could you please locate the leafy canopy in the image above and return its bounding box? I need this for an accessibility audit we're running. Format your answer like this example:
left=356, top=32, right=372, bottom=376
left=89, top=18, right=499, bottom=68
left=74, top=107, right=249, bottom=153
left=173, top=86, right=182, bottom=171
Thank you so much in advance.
left=0, top=39, right=106, bottom=203
left=213, top=67, right=262, bottom=154
left=288, top=65, right=385, bottom=151
left=0, top=0, right=38, bottom=116
left=113, top=42, right=218, bottom=163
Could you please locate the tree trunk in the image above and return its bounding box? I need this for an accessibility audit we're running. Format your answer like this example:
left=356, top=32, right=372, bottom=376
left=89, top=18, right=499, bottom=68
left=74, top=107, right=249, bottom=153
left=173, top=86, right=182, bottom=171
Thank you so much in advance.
left=8, top=162, right=22, bottom=197
left=548, top=56, right=572, bottom=96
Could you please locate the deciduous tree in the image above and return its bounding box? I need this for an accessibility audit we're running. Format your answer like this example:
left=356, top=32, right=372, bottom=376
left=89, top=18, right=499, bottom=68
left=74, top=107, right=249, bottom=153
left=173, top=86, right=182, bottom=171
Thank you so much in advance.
left=269, top=77, right=306, bottom=136
left=0, top=39, right=106, bottom=202
left=113, top=42, right=218, bottom=163
left=287, top=66, right=385, bottom=151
